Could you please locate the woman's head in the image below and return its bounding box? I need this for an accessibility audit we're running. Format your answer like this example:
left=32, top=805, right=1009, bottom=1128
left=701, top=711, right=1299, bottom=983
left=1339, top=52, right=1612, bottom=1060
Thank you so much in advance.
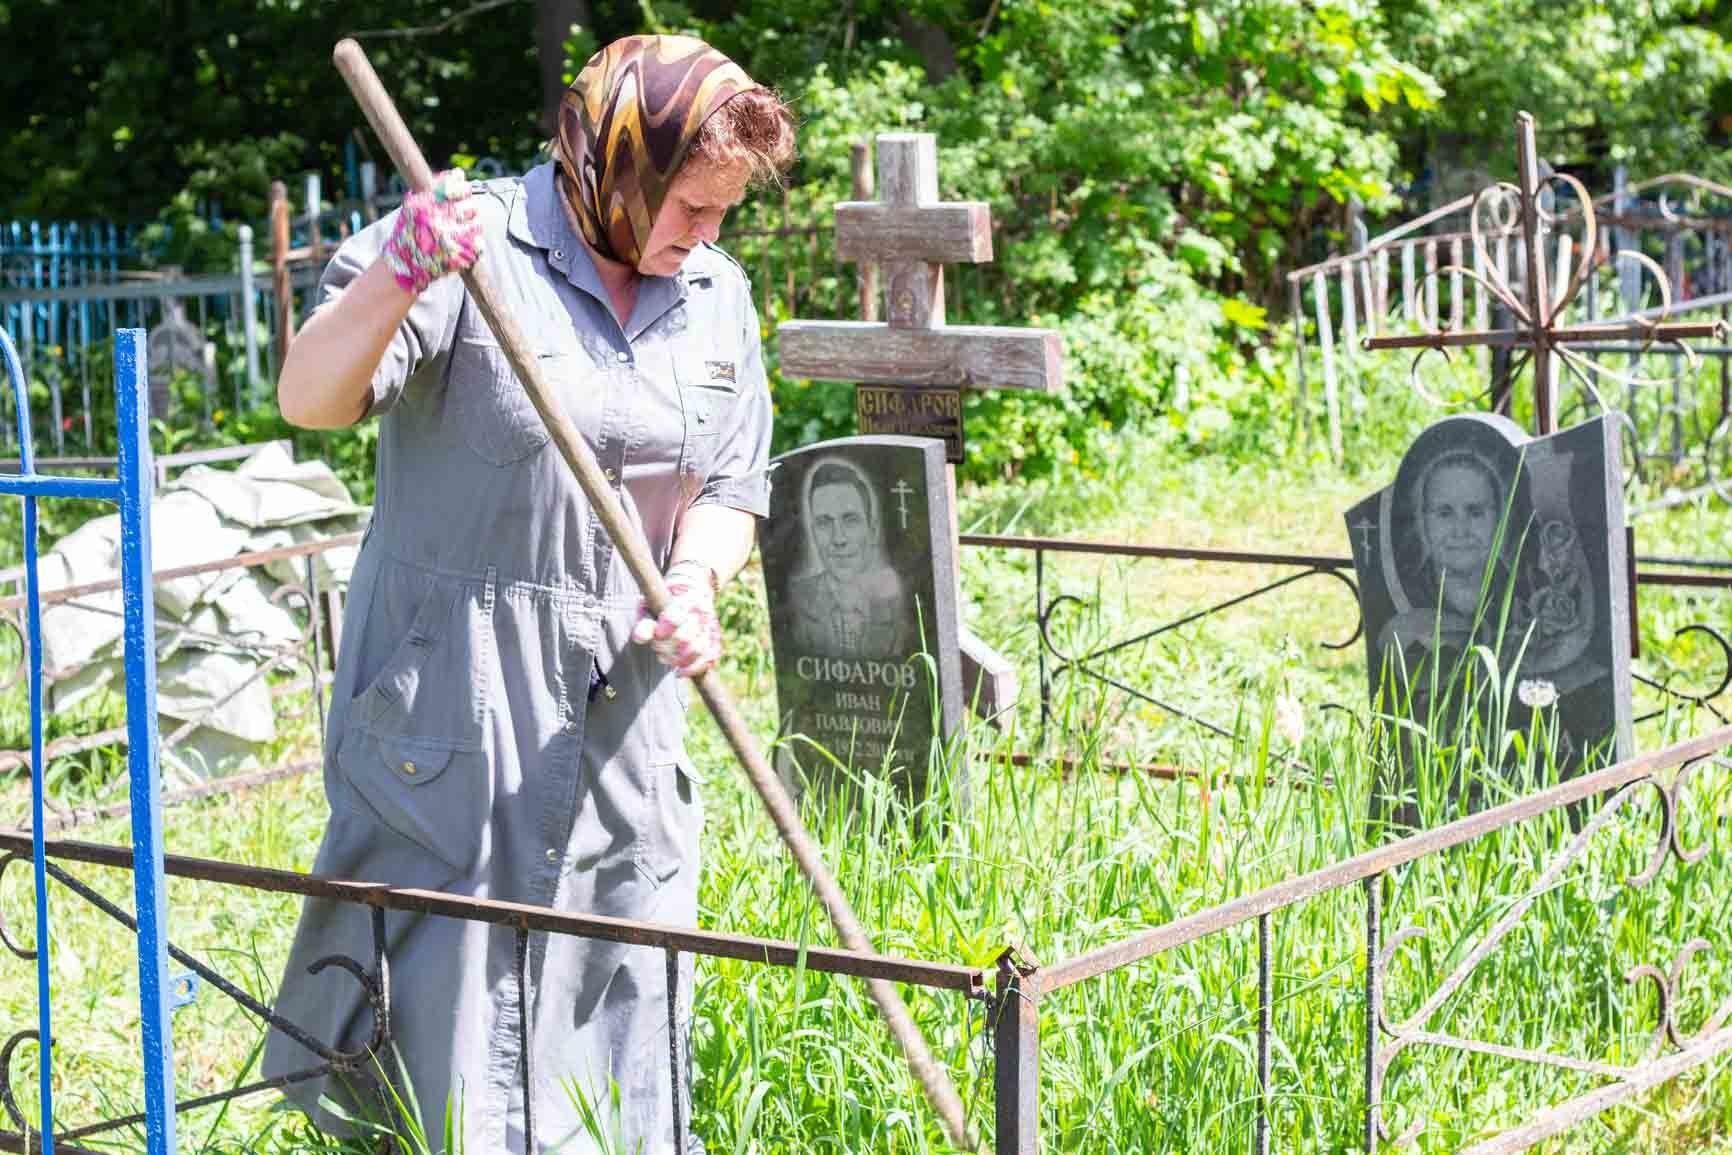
left=555, top=36, right=795, bottom=274
left=1418, top=451, right=1504, bottom=583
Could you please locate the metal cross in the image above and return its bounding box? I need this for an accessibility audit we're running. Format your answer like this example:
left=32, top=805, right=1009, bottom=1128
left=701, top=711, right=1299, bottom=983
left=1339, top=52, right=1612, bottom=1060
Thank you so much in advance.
left=1364, top=112, right=1724, bottom=436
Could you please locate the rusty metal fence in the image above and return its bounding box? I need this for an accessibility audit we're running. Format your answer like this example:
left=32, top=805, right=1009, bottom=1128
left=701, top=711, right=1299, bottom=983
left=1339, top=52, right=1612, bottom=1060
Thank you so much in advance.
left=2, top=523, right=1730, bottom=1150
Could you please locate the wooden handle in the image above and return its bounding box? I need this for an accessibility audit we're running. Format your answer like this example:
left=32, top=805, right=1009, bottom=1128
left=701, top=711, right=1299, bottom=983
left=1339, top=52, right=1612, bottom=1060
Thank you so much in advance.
left=332, top=40, right=437, bottom=194
left=330, top=37, right=981, bottom=1153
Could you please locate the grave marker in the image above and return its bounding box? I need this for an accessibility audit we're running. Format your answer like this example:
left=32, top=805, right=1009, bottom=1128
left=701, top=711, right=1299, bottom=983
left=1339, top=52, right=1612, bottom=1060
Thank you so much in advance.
left=1346, top=413, right=1632, bottom=815
left=778, top=132, right=1064, bottom=721
left=758, top=436, right=962, bottom=798
left=146, top=296, right=212, bottom=420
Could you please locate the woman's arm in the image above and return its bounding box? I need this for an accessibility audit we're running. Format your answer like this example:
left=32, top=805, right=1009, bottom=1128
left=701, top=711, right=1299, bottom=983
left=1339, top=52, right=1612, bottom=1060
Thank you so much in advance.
left=277, top=171, right=480, bottom=430
left=669, top=504, right=756, bottom=586
left=277, top=260, right=416, bottom=429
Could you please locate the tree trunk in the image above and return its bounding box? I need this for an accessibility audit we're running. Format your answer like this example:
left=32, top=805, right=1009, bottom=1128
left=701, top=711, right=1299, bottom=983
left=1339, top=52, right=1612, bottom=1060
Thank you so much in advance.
left=895, top=11, right=957, bottom=82
left=538, top=0, right=592, bottom=138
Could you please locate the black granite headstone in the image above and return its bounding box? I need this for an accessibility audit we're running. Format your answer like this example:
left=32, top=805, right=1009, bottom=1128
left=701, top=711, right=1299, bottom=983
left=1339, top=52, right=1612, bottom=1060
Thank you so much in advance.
left=759, top=436, right=963, bottom=797
left=1345, top=413, right=1632, bottom=814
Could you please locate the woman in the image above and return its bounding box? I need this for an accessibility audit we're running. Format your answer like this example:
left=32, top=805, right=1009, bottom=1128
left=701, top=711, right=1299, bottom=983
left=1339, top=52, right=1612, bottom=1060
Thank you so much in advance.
left=262, top=35, right=795, bottom=1154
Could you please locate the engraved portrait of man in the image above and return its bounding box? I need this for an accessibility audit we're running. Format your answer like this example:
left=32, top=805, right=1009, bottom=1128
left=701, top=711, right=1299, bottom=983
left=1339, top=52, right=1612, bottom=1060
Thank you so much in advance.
left=786, top=458, right=916, bottom=658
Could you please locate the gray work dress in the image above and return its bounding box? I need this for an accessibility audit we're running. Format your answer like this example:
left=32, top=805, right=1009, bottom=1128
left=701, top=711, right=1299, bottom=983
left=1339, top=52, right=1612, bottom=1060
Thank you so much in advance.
left=262, top=161, right=771, bottom=1155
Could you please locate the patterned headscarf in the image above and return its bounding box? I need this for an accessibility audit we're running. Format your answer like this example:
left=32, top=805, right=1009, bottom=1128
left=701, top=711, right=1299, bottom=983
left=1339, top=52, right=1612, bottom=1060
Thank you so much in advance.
left=554, top=36, right=757, bottom=267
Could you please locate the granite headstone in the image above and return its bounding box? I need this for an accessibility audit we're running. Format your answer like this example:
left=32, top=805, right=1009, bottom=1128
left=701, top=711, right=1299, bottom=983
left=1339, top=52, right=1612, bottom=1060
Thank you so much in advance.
left=1345, top=413, right=1632, bottom=815
left=759, top=436, right=963, bottom=798
left=147, top=300, right=212, bottom=418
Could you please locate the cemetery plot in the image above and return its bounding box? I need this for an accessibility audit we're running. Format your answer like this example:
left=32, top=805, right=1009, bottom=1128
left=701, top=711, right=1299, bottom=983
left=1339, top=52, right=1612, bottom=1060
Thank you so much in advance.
left=5, top=118, right=1732, bottom=1155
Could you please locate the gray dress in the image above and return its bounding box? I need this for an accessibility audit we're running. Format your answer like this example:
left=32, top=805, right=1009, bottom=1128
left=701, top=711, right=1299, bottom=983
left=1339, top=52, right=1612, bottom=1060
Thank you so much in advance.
left=262, top=161, right=771, bottom=1154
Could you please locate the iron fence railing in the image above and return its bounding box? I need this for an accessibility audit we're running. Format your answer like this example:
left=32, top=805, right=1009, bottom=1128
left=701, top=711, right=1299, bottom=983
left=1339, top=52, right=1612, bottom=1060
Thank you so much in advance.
left=0, top=257, right=319, bottom=455
left=4, top=527, right=1732, bottom=1150
left=1015, top=723, right=1732, bottom=1154
left=1289, top=168, right=1732, bottom=495
left=960, top=533, right=1732, bottom=751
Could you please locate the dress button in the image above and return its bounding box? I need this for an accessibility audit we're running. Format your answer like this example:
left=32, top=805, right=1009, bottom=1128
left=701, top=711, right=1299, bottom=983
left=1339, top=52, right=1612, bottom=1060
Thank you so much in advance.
left=545, top=848, right=559, bottom=864
left=616, top=351, right=630, bottom=364
left=604, top=684, right=618, bottom=701
left=604, top=467, right=617, bottom=482
left=402, top=761, right=417, bottom=776
left=553, top=248, right=565, bottom=260
left=564, top=719, right=579, bottom=734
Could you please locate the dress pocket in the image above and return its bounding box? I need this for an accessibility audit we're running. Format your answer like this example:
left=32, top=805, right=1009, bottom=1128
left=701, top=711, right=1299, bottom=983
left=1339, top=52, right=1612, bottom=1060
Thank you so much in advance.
left=336, top=727, right=491, bottom=873
left=674, top=357, right=739, bottom=478
left=349, top=577, right=490, bottom=743
left=447, top=337, right=555, bottom=466
left=635, top=762, right=701, bottom=886
left=339, top=571, right=494, bottom=872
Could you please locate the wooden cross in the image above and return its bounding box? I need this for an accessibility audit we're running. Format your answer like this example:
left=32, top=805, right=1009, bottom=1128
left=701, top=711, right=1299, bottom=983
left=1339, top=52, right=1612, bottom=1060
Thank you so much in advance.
left=1364, top=113, right=1723, bottom=435
left=778, top=132, right=1066, bottom=722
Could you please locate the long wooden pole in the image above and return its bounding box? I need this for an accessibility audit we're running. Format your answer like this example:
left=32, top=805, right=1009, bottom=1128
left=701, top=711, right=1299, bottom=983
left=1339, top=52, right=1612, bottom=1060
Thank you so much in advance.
left=329, top=40, right=980, bottom=1153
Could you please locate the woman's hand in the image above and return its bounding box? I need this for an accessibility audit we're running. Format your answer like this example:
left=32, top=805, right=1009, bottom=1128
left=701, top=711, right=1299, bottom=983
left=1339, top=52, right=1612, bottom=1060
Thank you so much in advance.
left=631, top=560, right=723, bottom=678
left=383, top=170, right=483, bottom=295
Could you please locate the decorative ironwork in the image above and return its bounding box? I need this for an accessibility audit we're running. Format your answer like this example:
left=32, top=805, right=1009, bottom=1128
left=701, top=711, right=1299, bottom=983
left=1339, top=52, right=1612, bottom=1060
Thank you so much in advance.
left=1365, top=114, right=1724, bottom=437
left=1037, top=563, right=1361, bottom=744
left=1370, top=751, right=1732, bottom=1149
left=0, top=853, right=388, bottom=1146
left=960, top=534, right=1732, bottom=759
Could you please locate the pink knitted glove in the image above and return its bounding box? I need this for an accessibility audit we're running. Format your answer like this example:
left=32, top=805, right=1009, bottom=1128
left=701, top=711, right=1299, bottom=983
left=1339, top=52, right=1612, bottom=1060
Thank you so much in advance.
left=631, top=561, right=723, bottom=678
left=382, top=170, right=482, bottom=295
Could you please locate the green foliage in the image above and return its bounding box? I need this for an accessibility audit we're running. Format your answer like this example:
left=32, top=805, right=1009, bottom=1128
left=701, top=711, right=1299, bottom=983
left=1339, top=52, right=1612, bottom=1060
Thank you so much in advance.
left=9, top=0, right=1732, bottom=481
left=1384, top=0, right=1732, bottom=181
left=680, top=2, right=1441, bottom=479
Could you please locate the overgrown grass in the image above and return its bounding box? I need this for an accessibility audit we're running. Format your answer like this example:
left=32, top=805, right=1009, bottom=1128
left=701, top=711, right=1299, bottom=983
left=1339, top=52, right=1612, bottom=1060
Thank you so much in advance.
left=2, top=355, right=1730, bottom=1151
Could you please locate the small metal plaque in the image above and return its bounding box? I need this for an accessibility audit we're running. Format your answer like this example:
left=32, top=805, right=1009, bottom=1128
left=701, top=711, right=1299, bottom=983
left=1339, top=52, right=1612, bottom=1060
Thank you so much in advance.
left=855, top=385, right=964, bottom=463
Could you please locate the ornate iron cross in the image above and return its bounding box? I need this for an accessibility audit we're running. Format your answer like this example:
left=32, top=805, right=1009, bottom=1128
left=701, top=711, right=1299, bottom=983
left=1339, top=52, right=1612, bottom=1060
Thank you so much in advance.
left=1364, top=112, right=1725, bottom=435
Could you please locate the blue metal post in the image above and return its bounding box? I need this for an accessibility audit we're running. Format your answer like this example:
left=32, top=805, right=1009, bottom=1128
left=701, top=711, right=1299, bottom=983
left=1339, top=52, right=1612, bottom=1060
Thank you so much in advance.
left=4, top=323, right=56, bottom=1155
left=114, top=327, right=177, bottom=1154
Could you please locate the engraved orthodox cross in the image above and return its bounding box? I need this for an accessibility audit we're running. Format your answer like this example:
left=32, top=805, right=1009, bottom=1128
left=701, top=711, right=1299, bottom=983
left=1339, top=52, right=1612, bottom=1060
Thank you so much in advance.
left=778, top=132, right=1066, bottom=721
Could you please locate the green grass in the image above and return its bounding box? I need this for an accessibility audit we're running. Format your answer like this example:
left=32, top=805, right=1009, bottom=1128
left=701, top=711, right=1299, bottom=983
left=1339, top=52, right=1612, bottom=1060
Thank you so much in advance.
left=2, top=356, right=1731, bottom=1152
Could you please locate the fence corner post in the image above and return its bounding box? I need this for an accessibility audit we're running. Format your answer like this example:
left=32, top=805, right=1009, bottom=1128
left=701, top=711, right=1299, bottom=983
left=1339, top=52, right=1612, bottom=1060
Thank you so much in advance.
left=995, top=946, right=1041, bottom=1155
left=114, top=326, right=178, bottom=1155
left=269, top=181, right=292, bottom=372
left=237, top=225, right=260, bottom=410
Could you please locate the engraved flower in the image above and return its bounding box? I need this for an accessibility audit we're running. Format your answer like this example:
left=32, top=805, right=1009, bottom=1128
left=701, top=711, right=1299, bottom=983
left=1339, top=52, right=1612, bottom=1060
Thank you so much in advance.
left=1518, top=678, right=1558, bottom=709
left=1530, top=586, right=1581, bottom=636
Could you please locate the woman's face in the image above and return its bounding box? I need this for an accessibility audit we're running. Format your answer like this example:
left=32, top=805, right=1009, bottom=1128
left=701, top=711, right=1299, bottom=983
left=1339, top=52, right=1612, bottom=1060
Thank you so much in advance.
left=811, top=481, right=875, bottom=579
left=637, top=160, right=751, bottom=276
left=1422, top=462, right=1499, bottom=582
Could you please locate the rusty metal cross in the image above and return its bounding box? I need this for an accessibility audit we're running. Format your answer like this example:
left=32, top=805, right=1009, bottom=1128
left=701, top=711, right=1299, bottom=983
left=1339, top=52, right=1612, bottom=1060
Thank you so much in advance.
left=1365, top=113, right=1724, bottom=435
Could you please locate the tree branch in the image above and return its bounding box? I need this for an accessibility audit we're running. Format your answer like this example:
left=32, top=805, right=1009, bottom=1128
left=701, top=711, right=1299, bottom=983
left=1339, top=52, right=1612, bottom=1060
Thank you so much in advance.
left=350, top=0, right=528, bottom=42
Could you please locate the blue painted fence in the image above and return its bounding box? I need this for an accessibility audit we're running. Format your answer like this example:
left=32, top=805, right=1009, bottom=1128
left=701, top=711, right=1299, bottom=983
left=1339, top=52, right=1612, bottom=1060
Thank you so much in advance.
left=0, top=324, right=175, bottom=1153
left=0, top=223, right=284, bottom=457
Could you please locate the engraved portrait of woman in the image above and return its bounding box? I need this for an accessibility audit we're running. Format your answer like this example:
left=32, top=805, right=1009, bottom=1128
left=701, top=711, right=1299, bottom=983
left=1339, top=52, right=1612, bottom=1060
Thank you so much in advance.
left=1367, top=413, right=1614, bottom=811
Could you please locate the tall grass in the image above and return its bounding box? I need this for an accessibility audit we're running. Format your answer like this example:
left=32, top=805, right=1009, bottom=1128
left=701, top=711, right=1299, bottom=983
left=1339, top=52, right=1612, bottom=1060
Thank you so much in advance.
left=1, top=372, right=1729, bottom=1151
